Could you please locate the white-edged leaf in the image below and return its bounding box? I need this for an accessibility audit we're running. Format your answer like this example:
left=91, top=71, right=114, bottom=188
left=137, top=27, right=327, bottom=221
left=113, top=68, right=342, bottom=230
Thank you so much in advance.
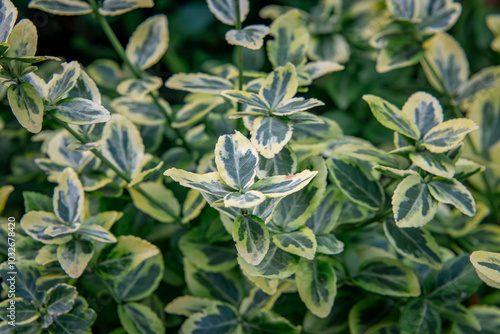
left=250, top=116, right=293, bottom=159
left=0, top=0, right=17, bottom=43
left=99, top=0, right=154, bottom=16
left=7, top=82, right=44, bottom=133
left=53, top=97, right=110, bottom=125
left=422, top=118, right=478, bottom=153
left=409, top=151, right=455, bottom=179
left=164, top=168, right=233, bottom=197
left=233, top=214, right=269, bottom=266
left=165, top=73, right=233, bottom=94
left=53, top=167, right=84, bottom=225
left=427, top=178, right=475, bottom=216
left=225, top=24, right=270, bottom=50
left=207, top=0, right=249, bottom=26
left=46, top=61, right=81, bottom=103
left=224, top=191, right=266, bottom=208
left=249, top=170, right=318, bottom=198
left=402, top=91, right=443, bottom=136
left=28, top=0, right=92, bottom=16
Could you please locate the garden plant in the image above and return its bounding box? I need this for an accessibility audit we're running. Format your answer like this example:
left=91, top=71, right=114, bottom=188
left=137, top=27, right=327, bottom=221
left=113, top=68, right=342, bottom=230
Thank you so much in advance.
left=1, top=0, right=500, bottom=332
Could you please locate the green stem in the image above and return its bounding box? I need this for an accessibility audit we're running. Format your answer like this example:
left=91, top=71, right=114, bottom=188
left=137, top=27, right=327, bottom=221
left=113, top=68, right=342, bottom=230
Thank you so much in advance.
left=88, top=0, right=191, bottom=150
left=48, top=114, right=182, bottom=223
left=336, top=208, right=393, bottom=234
left=234, top=0, right=244, bottom=92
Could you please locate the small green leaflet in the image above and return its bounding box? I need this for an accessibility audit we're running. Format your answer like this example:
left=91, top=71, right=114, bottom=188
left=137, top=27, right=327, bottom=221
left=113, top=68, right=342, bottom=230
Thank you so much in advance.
left=296, top=258, right=337, bottom=318
left=233, top=215, right=269, bottom=266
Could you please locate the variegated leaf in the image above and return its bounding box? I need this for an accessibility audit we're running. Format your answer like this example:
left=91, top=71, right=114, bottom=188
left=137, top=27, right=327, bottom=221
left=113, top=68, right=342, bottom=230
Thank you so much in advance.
left=326, top=156, right=384, bottom=210
left=409, top=151, right=455, bottom=178
left=296, top=258, right=336, bottom=318
left=402, top=91, right=443, bottom=136
left=373, top=166, right=419, bottom=179
left=392, top=174, right=438, bottom=228
left=259, top=63, right=297, bottom=109
left=22, top=191, right=51, bottom=213
left=428, top=178, right=475, bottom=216
left=6, top=19, right=37, bottom=59
left=67, top=67, right=101, bottom=104
left=0, top=0, right=17, bottom=43
left=454, top=158, right=485, bottom=180
left=44, top=284, right=78, bottom=316
left=0, top=298, right=38, bottom=325
left=128, top=182, right=180, bottom=223
left=126, top=15, right=168, bottom=70
left=273, top=97, right=324, bottom=116
left=53, top=167, right=84, bottom=225
left=242, top=311, right=300, bottom=333
left=417, top=2, right=461, bottom=34
left=300, top=61, right=344, bottom=82
left=456, top=67, right=500, bottom=104
left=46, top=61, right=81, bottom=103
left=316, top=234, right=344, bottom=255
left=20, top=211, right=73, bottom=244
left=53, top=97, right=110, bottom=125
left=182, top=190, right=206, bottom=223
left=165, top=296, right=219, bottom=317
left=256, top=145, right=297, bottom=179
left=166, top=73, right=233, bottom=94
left=221, top=90, right=270, bottom=112
left=225, top=25, right=270, bottom=50
left=101, top=114, right=145, bottom=178
left=422, top=118, right=478, bottom=153
left=487, top=14, right=500, bottom=53
left=7, top=82, right=43, bottom=133
left=399, top=300, right=441, bottom=334
left=384, top=218, right=442, bottom=269
left=116, top=76, right=162, bottom=99
left=470, top=251, right=500, bottom=289
left=267, top=9, right=309, bottom=68
left=348, top=298, right=397, bottom=334
left=387, top=0, right=420, bottom=21
left=250, top=116, right=293, bottom=158
left=305, top=187, right=340, bottom=235
left=249, top=169, right=318, bottom=198
left=99, top=0, right=154, bottom=16
left=207, top=0, right=249, bottom=26
left=118, top=302, right=165, bottom=334
left=164, top=168, right=233, bottom=196
left=47, top=131, right=93, bottom=172
left=224, top=191, right=266, bottom=208
left=353, top=257, right=421, bottom=297
left=238, top=243, right=299, bottom=279
left=28, top=0, right=92, bottom=16
left=173, top=96, right=224, bottom=128
left=422, top=33, right=469, bottom=95
left=273, top=226, right=317, bottom=260
left=363, top=94, right=420, bottom=139
left=180, top=304, right=240, bottom=334
left=233, top=214, right=270, bottom=266
left=77, top=224, right=117, bottom=243
left=376, top=38, right=424, bottom=73
left=57, top=239, right=93, bottom=278
left=111, top=96, right=167, bottom=126
left=215, top=131, right=259, bottom=190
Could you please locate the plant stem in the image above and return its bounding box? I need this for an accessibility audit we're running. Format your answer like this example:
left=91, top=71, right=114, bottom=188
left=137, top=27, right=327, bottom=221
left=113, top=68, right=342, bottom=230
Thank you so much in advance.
left=88, top=0, right=190, bottom=150
left=234, top=0, right=244, bottom=92
left=48, top=114, right=182, bottom=223
left=336, top=208, right=393, bottom=234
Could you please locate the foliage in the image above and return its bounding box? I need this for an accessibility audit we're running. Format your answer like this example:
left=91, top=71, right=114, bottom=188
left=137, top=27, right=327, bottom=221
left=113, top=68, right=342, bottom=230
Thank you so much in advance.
left=1, top=0, right=500, bottom=333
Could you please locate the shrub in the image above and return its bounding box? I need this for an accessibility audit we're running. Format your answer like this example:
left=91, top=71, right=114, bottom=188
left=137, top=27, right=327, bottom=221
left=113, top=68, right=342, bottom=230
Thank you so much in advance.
left=1, top=0, right=500, bottom=332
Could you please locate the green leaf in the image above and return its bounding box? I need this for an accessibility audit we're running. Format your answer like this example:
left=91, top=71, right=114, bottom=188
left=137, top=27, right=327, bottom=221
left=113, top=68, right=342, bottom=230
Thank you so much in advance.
left=165, top=296, right=220, bottom=317
left=53, top=167, right=84, bottom=225
left=207, top=0, right=249, bottom=25
left=384, top=218, right=442, bottom=269
left=57, top=239, right=93, bottom=278
left=272, top=156, right=327, bottom=232
left=399, top=300, right=441, bottom=334
left=225, top=24, right=270, bottom=50
left=125, top=15, right=168, bottom=70
left=164, top=169, right=233, bottom=197
left=96, top=235, right=164, bottom=302
left=424, top=255, right=482, bottom=304
left=101, top=114, right=145, bottom=178
left=23, top=191, right=53, bottom=212
left=0, top=42, right=9, bottom=56
left=273, top=226, right=317, bottom=260
left=110, top=97, right=167, bottom=126
left=249, top=169, right=318, bottom=198
left=422, top=119, right=478, bottom=153
left=242, top=310, right=301, bottom=334
left=386, top=0, right=420, bottom=21
left=326, top=156, right=384, bottom=210
left=99, top=0, right=154, bottom=16
left=118, top=303, right=165, bottom=334
left=215, top=131, right=259, bottom=190
left=428, top=178, right=475, bottom=216
left=0, top=261, right=44, bottom=303
left=410, top=150, right=455, bottom=178
left=179, top=232, right=236, bottom=272
left=238, top=243, right=300, bottom=279
left=0, top=298, right=38, bottom=325
left=21, top=211, right=74, bottom=244
left=256, top=145, right=297, bottom=179
left=0, top=0, right=17, bottom=44
left=46, top=61, right=81, bottom=103
left=431, top=303, right=480, bottom=330
left=172, top=96, right=224, bottom=128
left=250, top=116, right=293, bottom=158
left=296, top=258, right=337, bottom=318
left=7, top=82, right=44, bottom=133
left=402, top=91, right=444, bottom=136
left=376, top=38, right=424, bottom=73
left=348, top=298, right=398, bottom=334
left=180, top=303, right=240, bottom=334
left=452, top=305, right=500, bottom=334
left=353, top=257, right=421, bottom=297
left=45, top=284, right=78, bottom=316
left=392, top=175, right=438, bottom=228
left=363, top=94, right=420, bottom=139
left=166, top=73, right=233, bottom=94
left=28, top=0, right=92, bottom=15
left=53, top=97, right=110, bottom=125
left=316, top=234, right=344, bottom=255
left=128, top=182, right=180, bottom=223
left=470, top=250, right=500, bottom=289
left=233, top=215, right=269, bottom=266
left=305, top=187, right=340, bottom=235
left=422, top=33, right=468, bottom=95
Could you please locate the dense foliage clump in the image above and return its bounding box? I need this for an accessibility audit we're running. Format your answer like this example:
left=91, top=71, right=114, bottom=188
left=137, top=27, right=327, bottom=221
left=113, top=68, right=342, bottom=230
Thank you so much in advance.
left=1, top=0, right=500, bottom=333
